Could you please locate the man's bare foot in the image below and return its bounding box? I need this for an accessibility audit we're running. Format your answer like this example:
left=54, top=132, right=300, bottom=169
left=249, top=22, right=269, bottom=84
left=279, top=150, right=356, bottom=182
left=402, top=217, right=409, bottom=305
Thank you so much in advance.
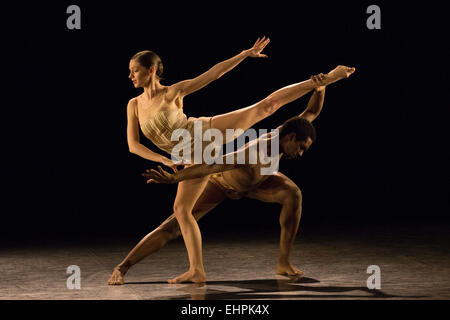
left=108, top=267, right=125, bottom=285
left=168, top=269, right=206, bottom=284
left=327, top=65, right=356, bottom=81
left=276, top=263, right=304, bottom=277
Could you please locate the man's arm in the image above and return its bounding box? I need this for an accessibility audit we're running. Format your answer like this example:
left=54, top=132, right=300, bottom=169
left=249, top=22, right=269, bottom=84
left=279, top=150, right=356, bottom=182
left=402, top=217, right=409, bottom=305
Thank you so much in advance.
left=298, top=86, right=326, bottom=122
left=273, top=74, right=328, bottom=131
left=143, top=161, right=241, bottom=184
left=143, top=137, right=266, bottom=184
left=143, top=140, right=259, bottom=184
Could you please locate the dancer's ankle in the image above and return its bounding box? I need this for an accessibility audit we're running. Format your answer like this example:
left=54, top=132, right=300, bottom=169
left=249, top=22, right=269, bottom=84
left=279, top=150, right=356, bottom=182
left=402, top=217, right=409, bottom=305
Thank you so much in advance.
left=277, top=255, right=290, bottom=265
left=116, top=262, right=131, bottom=274
left=190, top=266, right=206, bottom=274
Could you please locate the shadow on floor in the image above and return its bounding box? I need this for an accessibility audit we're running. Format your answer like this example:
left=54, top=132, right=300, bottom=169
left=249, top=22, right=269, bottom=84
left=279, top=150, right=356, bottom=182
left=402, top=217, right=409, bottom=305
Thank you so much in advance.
left=125, top=277, right=427, bottom=300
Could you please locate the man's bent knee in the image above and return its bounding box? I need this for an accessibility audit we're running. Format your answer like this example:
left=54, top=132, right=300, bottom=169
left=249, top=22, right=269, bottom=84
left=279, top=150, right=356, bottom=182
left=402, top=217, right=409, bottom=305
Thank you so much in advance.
left=159, top=225, right=182, bottom=240
left=282, top=186, right=302, bottom=209
left=158, top=216, right=182, bottom=240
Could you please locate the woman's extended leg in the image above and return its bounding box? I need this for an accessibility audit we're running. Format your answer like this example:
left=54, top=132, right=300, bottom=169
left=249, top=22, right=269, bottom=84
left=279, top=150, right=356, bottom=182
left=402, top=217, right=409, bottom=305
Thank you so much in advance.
left=211, top=65, right=355, bottom=136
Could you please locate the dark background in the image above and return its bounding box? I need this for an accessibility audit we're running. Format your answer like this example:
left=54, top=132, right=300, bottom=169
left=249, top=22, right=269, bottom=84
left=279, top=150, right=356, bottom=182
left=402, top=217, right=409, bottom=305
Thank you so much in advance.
left=4, top=1, right=449, bottom=242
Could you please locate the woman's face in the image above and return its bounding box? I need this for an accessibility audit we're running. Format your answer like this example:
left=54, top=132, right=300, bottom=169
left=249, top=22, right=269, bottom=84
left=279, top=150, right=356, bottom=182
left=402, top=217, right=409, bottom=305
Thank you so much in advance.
left=128, top=60, right=152, bottom=88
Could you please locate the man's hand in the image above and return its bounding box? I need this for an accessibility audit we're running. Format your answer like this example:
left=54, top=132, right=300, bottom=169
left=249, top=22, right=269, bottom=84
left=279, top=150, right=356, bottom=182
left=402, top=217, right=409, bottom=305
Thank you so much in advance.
left=142, top=166, right=177, bottom=184
left=311, top=73, right=327, bottom=88
left=246, top=36, right=270, bottom=58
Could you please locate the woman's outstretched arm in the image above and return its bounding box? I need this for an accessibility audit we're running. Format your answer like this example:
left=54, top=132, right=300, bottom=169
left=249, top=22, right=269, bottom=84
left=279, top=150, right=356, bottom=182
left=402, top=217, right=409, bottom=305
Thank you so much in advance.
left=171, top=37, right=270, bottom=97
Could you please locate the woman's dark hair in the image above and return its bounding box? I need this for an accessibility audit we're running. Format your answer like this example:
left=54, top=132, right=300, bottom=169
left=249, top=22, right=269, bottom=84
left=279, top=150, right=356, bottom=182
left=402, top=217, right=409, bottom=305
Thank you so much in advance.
left=279, top=116, right=317, bottom=142
left=132, top=50, right=164, bottom=79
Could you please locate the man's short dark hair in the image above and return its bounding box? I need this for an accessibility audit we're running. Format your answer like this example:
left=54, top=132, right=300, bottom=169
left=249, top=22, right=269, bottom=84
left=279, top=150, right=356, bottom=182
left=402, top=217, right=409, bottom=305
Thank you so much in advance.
left=279, top=117, right=316, bottom=142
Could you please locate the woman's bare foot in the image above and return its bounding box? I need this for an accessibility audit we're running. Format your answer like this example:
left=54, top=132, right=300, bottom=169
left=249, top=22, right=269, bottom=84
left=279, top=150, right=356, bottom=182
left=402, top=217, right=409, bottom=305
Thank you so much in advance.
left=108, top=267, right=125, bottom=285
left=327, top=65, right=356, bottom=81
left=168, top=269, right=206, bottom=284
left=276, top=262, right=304, bottom=277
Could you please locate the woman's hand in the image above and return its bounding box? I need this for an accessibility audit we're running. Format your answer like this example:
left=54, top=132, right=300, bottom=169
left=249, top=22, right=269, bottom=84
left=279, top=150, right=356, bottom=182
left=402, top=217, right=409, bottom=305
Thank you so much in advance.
left=160, top=157, right=182, bottom=173
left=143, top=166, right=177, bottom=184
left=246, top=36, right=270, bottom=58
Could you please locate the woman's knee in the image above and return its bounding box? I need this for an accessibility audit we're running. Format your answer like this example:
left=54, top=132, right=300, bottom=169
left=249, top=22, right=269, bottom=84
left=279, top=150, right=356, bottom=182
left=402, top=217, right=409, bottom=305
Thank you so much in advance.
left=173, top=203, right=192, bottom=220
left=258, top=96, right=279, bottom=117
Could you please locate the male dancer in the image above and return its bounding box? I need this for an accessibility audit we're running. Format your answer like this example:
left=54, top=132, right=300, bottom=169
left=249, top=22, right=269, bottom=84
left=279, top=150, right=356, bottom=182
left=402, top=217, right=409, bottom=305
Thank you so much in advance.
left=108, top=67, right=355, bottom=284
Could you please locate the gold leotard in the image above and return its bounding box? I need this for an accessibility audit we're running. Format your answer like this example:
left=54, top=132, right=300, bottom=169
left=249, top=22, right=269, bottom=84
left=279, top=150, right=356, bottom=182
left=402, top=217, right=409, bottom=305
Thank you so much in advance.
left=139, top=108, right=215, bottom=162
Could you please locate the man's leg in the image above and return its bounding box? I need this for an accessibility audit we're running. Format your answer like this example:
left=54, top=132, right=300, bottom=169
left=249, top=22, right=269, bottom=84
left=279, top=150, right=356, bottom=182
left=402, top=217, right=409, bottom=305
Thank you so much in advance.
left=246, top=172, right=303, bottom=276
left=108, top=182, right=226, bottom=285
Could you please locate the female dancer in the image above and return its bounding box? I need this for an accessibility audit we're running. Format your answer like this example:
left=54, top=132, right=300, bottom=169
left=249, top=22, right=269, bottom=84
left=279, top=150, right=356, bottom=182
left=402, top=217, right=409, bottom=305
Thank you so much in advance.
left=124, top=36, right=354, bottom=283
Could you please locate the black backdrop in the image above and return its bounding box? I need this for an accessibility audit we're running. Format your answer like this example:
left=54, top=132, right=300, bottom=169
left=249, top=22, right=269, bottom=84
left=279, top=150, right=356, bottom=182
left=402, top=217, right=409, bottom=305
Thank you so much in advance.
left=4, top=1, right=449, bottom=241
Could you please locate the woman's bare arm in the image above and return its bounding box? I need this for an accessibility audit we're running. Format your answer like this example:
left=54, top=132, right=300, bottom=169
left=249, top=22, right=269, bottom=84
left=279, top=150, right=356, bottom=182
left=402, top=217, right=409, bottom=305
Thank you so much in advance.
left=126, top=99, right=177, bottom=168
left=171, top=37, right=270, bottom=97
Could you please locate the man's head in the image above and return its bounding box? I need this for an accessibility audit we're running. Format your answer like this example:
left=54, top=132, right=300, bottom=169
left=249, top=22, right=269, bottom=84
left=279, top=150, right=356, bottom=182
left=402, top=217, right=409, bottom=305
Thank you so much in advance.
left=279, top=117, right=316, bottom=159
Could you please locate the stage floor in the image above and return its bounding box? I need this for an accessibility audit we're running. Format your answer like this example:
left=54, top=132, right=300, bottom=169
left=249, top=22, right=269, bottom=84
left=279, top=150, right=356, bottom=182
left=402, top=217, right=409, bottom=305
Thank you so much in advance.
left=1, top=223, right=449, bottom=300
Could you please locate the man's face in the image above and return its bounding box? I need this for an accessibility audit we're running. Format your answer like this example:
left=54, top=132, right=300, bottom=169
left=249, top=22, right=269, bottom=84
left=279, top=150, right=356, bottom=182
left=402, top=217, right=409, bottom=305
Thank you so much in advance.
left=283, top=135, right=313, bottom=159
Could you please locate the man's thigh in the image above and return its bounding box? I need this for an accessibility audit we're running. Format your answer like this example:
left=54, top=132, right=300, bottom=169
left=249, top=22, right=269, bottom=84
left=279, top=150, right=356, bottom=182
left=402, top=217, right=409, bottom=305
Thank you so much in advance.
left=245, top=172, right=300, bottom=204
left=191, top=181, right=227, bottom=220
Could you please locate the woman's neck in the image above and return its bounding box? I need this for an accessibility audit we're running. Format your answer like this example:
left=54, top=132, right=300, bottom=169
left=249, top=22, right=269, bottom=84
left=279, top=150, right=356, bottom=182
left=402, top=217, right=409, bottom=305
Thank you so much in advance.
left=143, top=78, right=162, bottom=100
